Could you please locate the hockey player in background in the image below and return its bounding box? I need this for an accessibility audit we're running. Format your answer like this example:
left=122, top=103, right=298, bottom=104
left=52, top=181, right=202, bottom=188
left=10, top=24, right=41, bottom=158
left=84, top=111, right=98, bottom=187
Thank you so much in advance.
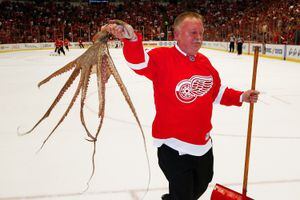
left=54, top=39, right=60, bottom=53
left=64, top=38, right=70, bottom=51
left=78, top=38, right=84, bottom=48
left=54, top=38, right=65, bottom=56
left=102, top=12, right=259, bottom=200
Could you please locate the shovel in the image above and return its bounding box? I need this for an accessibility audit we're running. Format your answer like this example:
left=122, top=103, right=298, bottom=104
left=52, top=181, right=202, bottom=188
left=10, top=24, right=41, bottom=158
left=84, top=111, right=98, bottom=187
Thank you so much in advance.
left=211, top=46, right=260, bottom=200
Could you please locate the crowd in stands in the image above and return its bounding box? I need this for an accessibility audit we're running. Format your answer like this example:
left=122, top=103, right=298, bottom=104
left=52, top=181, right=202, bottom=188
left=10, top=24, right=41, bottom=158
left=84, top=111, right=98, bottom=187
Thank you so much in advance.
left=0, top=0, right=299, bottom=44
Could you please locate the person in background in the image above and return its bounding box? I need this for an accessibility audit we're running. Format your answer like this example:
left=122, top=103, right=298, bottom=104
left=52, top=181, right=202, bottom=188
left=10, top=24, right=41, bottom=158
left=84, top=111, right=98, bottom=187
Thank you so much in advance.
left=229, top=34, right=235, bottom=52
left=54, top=38, right=65, bottom=56
left=237, top=36, right=244, bottom=55
left=64, top=38, right=70, bottom=51
left=78, top=38, right=84, bottom=48
left=102, top=12, right=259, bottom=200
left=54, top=38, right=60, bottom=53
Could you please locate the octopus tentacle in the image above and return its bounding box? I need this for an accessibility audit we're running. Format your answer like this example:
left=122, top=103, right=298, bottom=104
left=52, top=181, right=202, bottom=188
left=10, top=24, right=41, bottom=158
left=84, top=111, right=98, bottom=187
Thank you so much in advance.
left=57, top=44, right=99, bottom=92
left=82, top=139, right=98, bottom=193
left=80, top=64, right=96, bottom=141
left=37, top=68, right=85, bottom=152
left=96, top=55, right=106, bottom=118
left=102, top=45, right=112, bottom=83
left=38, top=61, right=77, bottom=88
left=18, top=68, right=80, bottom=136
left=105, top=52, right=151, bottom=196
left=84, top=110, right=104, bottom=191
left=80, top=43, right=106, bottom=141
left=84, top=55, right=107, bottom=192
left=106, top=53, right=145, bottom=138
left=95, top=53, right=107, bottom=140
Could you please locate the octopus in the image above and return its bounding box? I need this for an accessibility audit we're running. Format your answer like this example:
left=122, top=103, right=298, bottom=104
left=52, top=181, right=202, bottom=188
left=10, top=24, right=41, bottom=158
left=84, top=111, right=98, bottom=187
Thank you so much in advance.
left=19, top=20, right=150, bottom=192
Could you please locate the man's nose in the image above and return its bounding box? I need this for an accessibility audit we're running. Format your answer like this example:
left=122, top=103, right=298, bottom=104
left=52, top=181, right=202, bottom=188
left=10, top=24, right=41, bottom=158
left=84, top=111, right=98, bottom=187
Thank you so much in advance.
left=194, top=35, right=202, bottom=42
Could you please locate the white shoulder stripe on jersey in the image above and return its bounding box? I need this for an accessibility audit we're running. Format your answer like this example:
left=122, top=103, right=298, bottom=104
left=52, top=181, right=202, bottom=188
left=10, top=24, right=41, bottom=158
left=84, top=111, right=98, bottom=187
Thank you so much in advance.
left=213, top=85, right=227, bottom=104
left=125, top=50, right=150, bottom=70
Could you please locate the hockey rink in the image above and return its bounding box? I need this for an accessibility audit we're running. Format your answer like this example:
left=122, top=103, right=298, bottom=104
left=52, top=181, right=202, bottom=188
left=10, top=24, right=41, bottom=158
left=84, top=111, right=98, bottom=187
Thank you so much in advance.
left=0, top=47, right=300, bottom=200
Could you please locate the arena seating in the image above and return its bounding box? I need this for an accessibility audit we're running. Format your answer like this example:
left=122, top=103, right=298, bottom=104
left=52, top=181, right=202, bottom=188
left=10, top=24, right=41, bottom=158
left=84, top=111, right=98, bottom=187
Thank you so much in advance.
left=0, top=0, right=299, bottom=44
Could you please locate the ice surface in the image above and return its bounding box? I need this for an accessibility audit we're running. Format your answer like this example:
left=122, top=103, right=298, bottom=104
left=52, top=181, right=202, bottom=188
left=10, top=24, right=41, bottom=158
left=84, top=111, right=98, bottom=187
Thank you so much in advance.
left=0, top=48, right=299, bottom=200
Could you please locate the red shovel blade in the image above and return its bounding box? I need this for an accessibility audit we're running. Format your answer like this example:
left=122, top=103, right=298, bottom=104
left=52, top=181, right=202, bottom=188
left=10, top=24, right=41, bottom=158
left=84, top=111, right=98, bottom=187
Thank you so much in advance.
left=211, top=184, right=254, bottom=200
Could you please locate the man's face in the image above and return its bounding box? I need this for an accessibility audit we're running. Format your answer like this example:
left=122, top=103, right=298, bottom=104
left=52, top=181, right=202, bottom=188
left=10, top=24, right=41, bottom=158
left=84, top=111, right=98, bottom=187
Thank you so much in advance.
left=174, top=17, right=204, bottom=56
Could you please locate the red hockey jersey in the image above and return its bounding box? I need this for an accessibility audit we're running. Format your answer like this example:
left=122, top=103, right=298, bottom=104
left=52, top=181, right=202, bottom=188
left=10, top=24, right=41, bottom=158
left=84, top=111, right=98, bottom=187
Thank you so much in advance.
left=123, top=34, right=243, bottom=155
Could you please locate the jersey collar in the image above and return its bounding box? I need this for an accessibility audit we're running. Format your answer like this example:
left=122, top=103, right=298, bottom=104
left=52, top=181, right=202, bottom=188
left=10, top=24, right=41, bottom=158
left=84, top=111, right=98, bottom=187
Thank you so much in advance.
left=175, top=44, right=197, bottom=62
left=175, top=44, right=187, bottom=56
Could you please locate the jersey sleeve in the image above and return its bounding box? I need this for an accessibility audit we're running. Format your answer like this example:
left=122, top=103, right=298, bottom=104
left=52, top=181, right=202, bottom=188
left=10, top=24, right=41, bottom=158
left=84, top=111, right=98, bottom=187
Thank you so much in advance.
left=122, top=33, right=157, bottom=80
left=215, top=86, right=243, bottom=106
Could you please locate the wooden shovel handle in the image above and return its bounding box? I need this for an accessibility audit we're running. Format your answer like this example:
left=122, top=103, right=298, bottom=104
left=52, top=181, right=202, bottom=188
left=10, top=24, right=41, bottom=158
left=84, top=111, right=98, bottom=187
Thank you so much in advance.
left=242, top=46, right=259, bottom=195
